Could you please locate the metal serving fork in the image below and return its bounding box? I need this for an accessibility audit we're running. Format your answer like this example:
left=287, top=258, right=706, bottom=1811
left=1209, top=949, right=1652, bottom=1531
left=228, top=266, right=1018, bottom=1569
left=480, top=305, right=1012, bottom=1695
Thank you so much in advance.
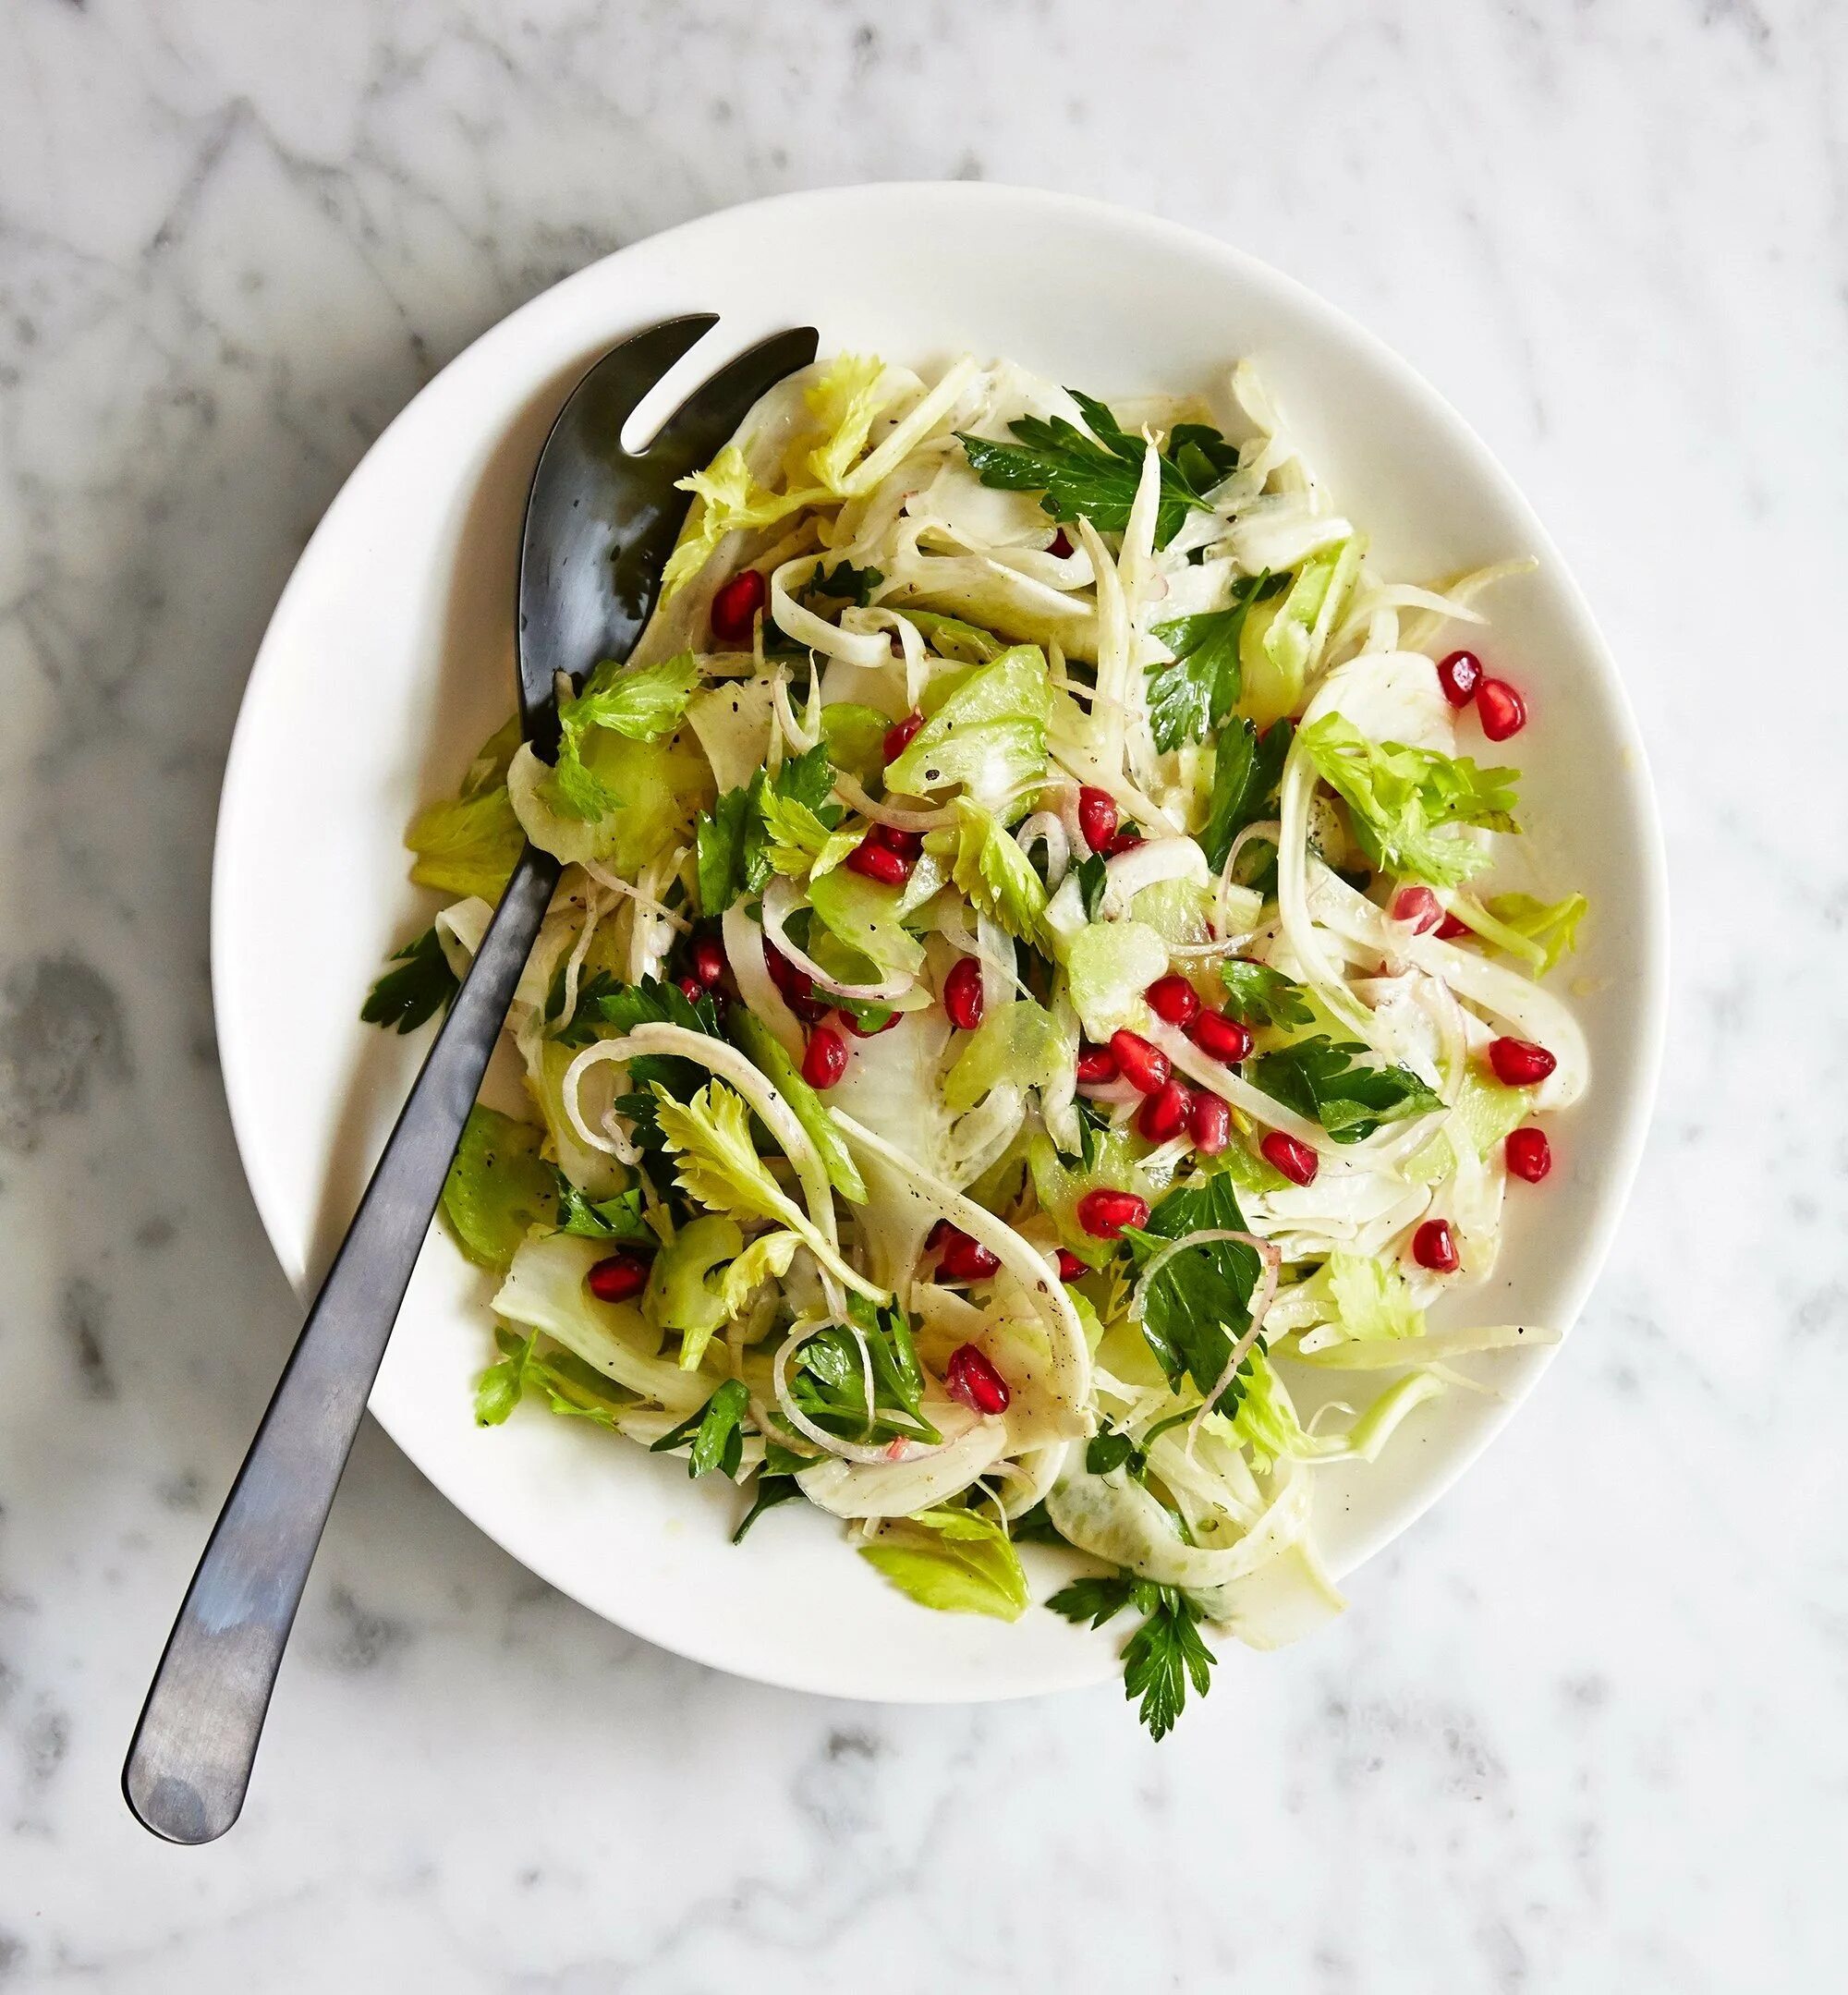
left=123, top=313, right=819, bottom=1843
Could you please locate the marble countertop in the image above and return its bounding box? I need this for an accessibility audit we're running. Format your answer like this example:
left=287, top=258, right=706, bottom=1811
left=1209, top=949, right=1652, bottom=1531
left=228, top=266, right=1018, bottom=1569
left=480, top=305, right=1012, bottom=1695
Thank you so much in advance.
left=4, top=0, right=1843, bottom=1987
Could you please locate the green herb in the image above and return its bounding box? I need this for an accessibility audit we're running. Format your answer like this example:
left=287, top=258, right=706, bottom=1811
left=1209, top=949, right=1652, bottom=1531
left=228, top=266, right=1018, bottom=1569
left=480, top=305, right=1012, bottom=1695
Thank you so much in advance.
left=1200, top=718, right=1292, bottom=875
left=1146, top=571, right=1270, bottom=752
left=956, top=392, right=1217, bottom=547
left=553, top=1179, right=653, bottom=1243
left=545, top=967, right=623, bottom=1048
left=1167, top=422, right=1242, bottom=495
left=1246, top=1035, right=1443, bottom=1143
left=1046, top=1571, right=1218, bottom=1741
left=1217, top=960, right=1312, bottom=1028
left=696, top=745, right=839, bottom=914
left=1076, top=851, right=1109, bottom=921
left=1086, top=1429, right=1144, bottom=1478
left=650, top=1378, right=752, bottom=1478
left=789, top=1308, right=940, bottom=1449
left=1124, top=1173, right=1263, bottom=1413
left=360, top=928, right=458, bottom=1034
left=807, top=560, right=885, bottom=607
left=732, top=1474, right=804, bottom=1542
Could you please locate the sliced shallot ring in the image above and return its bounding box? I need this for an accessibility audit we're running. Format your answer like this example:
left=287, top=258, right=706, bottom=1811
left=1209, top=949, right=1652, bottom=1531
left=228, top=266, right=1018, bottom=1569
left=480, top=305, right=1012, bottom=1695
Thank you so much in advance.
left=760, top=877, right=917, bottom=1004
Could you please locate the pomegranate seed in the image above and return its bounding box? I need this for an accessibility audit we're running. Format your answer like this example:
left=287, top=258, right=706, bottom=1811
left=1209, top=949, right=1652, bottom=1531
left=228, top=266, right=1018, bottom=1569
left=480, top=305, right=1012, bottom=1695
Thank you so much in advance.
left=1436, top=649, right=1482, bottom=707
left=1391, top=886, right=1442, bottom=934
left=845, top=839, right=912, bottom=885
left=801, top=1025, right=848, bottom=1089
left=1489, top=1036, right=1556, bottom=1087
left=1146, top=975, right=1200, bottom=1028
left=1109, top=1029, right=1169, bottom=1095
left=1189, top=1009, right=1254, bottom=1064
left=1261, top=1131, right=1319, bottom=1186
left=1103, top=825, right=1144, bottom=857
left=882, top=712, right=924, bottom=763
left=763, top=943, right=829, bottom=1021
left=867, top=821, right=922, bottom=857
left=1048, top=529, right=1074, bottom=558
left=1436, top=911, right=1471, bottom=941
left=1076, top=786, right=1118, bottom=853
left=1188, top=1089, right=1231, bottom=1156
left=1074, top=1043, right=1119, bottom=1086
left=676, top=975, right=704, bottom=1005
left=926, top=1218, right=953, bottom=1250
left=1054, top=1247, right=1087, bottom=1282
left=1412, top=1218, right=1460, bottom=1273
left=945, top=1343, right=1011, bottom=1415
left=838, top=1005, right=901, bottom=1038
left=1137, top=1077, right=1193, bottom=1142
left=586, top=1250, right=650, bottom=1303
left=938, top=1230, right=1001, bottom=1282
left=710, top=567, right=766, bottom=646
left=1506, top=1126, right=1552, bottom=1183
left=1077, top=1188, right=1150, bottom=1239
left=689, top=934, right=727, bottom=986
left=1477, top=677, right=1527, bottom=741
left=944, top=956, right=985, bottom=1031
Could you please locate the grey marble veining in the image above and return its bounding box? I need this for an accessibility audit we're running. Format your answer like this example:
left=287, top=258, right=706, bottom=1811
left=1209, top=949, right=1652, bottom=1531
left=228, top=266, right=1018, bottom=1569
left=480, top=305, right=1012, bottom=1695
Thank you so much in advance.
left=2, top=0, right=1844, bottom=1987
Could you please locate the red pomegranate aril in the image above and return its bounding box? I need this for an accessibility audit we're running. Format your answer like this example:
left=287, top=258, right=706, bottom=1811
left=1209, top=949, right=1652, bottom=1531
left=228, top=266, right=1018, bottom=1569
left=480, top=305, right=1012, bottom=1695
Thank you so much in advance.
left=845, top=838, right=912, bottom=886
left=1054, top=1247, right=1088, bottom=1282
left=1436, top=649, right=1483, bottom=708
left=587, top=1249, right=650, bottom=1304
left=882, top=712, right=924, bottom=763
left=764, top=943, right=828, bottom=1021
left=710, top=567, right=767, bottom=646
left=1435, top=911, right=1471, bottom=941
left=676, top=975, right=704, bottom=1005
left=938, top=1230, right=1001, bottom=1283
left=1074, top=1043, right=1119, bottom=1086
left=867, top=821, right=922, bottom=858
left=945, top=1342, right=1011, bottom=1415
left=1103, top=825, right=1144, bottom=858
left=1190, top=1009, right=1254, bottom=1065
left=1477, top=677, right=1527, bottom=741
left=1076, top=785, right=1118, bottom=854
left=1489, top=1036, right=1556, bottom=1087
left=1048, top=529, right=1074, bottom=559
left=926, top=1218, right=954, bottom=1250
left=1109, top=1029, right=1169, bottom=1095
left=1412, top=1218, right=1460, bottom=1273
left=1188, top=1089, right=1232, bottom=1156
left=1146, top=975, right=1200, bottom=1028
left=1137, top=1077, right=1193, bottom=1142
left=1505, top=1126, right=1553, bottom=1183
left=689, top=934, right=727, bottom=986
left=1077, top=1188, right=1150, bottom=1239
left=838, top=1005, right=901, bottom=1038
left=1261, top=1131, right=1319, bottom=1186
left=944, top=955, right=985, bottom=1031
left=1391, top=886, right=1442, bottom=934
left=801, top=1025, right=848, bottom=1089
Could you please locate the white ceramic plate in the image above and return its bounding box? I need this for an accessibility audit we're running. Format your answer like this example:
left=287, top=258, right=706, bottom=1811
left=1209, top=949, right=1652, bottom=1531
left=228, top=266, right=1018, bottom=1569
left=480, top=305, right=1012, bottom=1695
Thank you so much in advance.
left=213, top=184, right=1667, bottom=1701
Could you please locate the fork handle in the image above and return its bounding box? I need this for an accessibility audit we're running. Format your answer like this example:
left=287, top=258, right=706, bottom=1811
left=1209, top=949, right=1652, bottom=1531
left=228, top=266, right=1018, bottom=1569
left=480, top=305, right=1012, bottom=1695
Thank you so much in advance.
left=122, top=842, right=562, bottom=1843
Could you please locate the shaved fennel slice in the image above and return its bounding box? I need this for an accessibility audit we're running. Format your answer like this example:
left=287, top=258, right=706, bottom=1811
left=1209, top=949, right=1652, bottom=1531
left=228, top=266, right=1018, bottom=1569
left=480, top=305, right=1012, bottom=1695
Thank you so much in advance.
left=833, top=1110, right=1092, bottom=1424
left=796, top=1412, right=1007, bottom=1517
left=566, top=1025, right=846, bottom=1272
left=722, top=904, right=804, bottom=1061
left=1306, top=863, right=1588, bottom=1110
left=1048, top=1443, right=1318, bottom=1591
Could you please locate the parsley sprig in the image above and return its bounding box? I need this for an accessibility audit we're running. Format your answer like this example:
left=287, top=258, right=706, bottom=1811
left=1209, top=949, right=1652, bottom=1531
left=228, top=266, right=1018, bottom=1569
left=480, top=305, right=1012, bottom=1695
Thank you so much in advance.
left=1047, top=1571, right=1219, bottom=1741
left=957, top=392, right=1227, bottom=547
left=360, top=927, right=458, bottom=1034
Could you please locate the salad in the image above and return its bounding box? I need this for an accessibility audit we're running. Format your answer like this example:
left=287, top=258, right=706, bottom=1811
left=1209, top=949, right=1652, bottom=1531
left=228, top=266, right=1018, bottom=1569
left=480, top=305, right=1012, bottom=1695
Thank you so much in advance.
left=363, top=348, right=1587, bottom=1738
